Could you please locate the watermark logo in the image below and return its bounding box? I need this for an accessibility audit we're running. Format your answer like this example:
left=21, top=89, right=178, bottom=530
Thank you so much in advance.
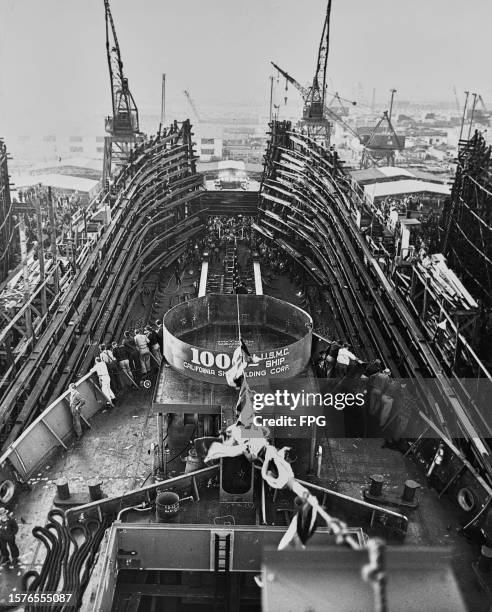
left=252, top=389, right=365, bottom=412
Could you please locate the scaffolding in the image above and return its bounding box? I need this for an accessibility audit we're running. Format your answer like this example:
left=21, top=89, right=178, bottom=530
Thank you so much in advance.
left=0, top=121, right=202, bottom=445
left=0, top=140, right=17, bottom=284
left=441, top=131, right=492, bottom=308
left=257, top=121, right=492, bottom=472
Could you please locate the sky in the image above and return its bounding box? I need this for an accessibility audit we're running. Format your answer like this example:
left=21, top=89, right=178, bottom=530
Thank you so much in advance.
left=0, top=0, right=491, bottom=136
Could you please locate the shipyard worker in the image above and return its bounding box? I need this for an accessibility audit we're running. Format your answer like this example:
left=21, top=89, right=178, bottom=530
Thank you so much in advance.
left=68, top=383, right=85, bottom=439
left=145, top=326, right=162, bottom=367
left=155, top=320, right=164, bottom=352
left=93, top=357, right=115, bottom=407
left=325, top=339, right=341, bottom=378
left=134, top=328, right=151, bottom=375
left=174, top=263, right=182, bottom=287
left=364, top=359, right=382, bottom=377
left=367, top=368, right=390, bottom=417
left=315, top=351, right=328, bottom=377
left=379, top=378, right=402, bottom=430
left=0, top=507, right=19, bottom=565
left=112, top=341, right=136, bottom=388
left=382, top=381, right=413, bottom=448
left=122, top=331, right=140, bottom=373
left=99, top=343, right=121, bottom=394
left=335, top=343, right=357, bottom=378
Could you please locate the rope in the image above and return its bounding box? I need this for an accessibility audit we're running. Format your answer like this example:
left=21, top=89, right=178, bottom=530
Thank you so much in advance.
left=236, top=292, right=241, bottom=342
left=362, top=538, right=388, bottom=612
left=207, top=400, right=389, bottom=610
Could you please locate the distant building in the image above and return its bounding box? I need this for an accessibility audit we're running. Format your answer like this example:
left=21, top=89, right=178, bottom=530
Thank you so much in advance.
left=362, top=179, right=450, bottom=206
left=196, top=136, right=223, bottom=162
left=191, top=123, right=223, bottom=162
left=13, top=174, right=100, bottom=204
left=8, top=134, right=106, bottom=163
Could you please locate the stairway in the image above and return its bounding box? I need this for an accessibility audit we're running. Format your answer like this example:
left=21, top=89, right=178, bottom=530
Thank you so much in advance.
left=206, top=268, right=222, bottom=293
left=223, top=245, right=237, bottom=294
left=238, top=247, right=255, bottom=291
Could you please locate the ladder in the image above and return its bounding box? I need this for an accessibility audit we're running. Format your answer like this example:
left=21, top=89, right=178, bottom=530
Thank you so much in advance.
left=223, top=245, right=237, bottom=294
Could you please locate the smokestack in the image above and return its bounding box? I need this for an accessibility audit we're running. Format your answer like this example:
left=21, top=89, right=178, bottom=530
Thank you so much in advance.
left=160, top=74, right=166, bottom=125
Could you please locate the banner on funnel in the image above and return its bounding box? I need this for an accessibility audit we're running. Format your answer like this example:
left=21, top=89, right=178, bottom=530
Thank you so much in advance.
left=163, top=328, right=309, bottom=385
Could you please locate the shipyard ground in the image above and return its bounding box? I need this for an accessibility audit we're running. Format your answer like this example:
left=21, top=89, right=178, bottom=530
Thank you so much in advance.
left=0, top=264, right=490, bottom=611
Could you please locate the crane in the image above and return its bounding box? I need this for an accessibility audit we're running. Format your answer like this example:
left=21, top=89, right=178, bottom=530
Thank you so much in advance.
left=273, top=57, right=402, bottom=168
left=328, top=91, right=356, bottom=117
left=304, top=0, right=331, bottom=120
left=183, top=90, right=201, bottom=123
left=271, top=61, right=377, bottom=159
left=271, top=0, right=333, bottom=147
left=102, top=0, right=142, bottom=185
left=388, top=88, right=397, bottom=122
left=475, top=94, right=491, bottom=125
left=360, top=111, right=404, bottom=168
left=271, top=62, right=355, bottom=136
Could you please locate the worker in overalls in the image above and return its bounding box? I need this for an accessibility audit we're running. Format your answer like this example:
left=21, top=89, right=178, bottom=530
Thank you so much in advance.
left=0, top=507, right=19, bottom=565
left=69, top=383, right=85, bottom=439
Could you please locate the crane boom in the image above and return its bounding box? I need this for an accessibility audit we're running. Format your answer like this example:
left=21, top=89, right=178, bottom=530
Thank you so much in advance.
left=477, top=95, right=488, bottom=113
left=104, top=0, right=139, bottom=135
left=306, top=0, right=332, bottom=113
left=271, top=62, right=308, bottom=98
left=102, top=0, right=142, bottom=187
left=272, top=62, right=357, bottom=110
left=183, top=90, right=201, bottom=122
left=270, top=1, right=332, bottom=147
left=271, top=62, right=360, bottom=142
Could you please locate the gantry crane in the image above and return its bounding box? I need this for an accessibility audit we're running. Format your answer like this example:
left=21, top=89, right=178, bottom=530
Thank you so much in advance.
left=359, top=111, right=404, bottom=168
left=271, top=0, right=333, bottom=147
left=183, top=90, right=201, bottom=123
left=102, top=0, right=143, bottom=185
left=358, top=88, right=404, bottom=168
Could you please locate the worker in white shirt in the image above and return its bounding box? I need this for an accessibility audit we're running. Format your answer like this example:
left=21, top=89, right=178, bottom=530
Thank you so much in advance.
left=134, top=328, right=151, bottom=374
left=335, top=343, right=357, bottom=377
left=94, top=356, right=115, bottom=407
left=99, top=343, right=120, bottom=393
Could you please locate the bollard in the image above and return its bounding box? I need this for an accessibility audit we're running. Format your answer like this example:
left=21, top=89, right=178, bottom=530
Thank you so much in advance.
left=56, top=478, right=70, bottom=500
left=88, top=479, right=103, bottom=501
left=402, top=480, right=420, bottom=503
left=369, top=474, right=384, bottom=497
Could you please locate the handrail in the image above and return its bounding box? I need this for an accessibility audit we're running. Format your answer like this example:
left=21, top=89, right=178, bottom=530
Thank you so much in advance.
left=64, top=465, right=220, bottom=521
left=297, top=478, right=408, bottom=525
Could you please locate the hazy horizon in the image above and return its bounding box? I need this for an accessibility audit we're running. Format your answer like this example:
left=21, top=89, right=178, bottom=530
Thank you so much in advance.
left=1, top=0, right=490, bottom=137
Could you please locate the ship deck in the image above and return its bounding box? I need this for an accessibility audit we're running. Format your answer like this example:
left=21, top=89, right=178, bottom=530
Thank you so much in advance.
left=0, top=255, right=488, bottom=611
